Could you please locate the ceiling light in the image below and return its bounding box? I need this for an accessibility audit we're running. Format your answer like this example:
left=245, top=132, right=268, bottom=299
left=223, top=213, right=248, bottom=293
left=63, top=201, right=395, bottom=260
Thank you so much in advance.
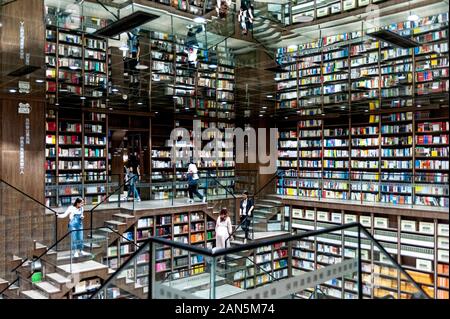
left=194, top=17, right=206, bottom=24
left=221, top=102, right=227, bottom=105
left=136, top=63, right=148, bottom=70
left=55, top=103, right=59, bottom=106
left=185, top=107, right=189, bottom=110
left=284, top=116, right=288, bottom=120
left=60, top=88, right=68, bottom=92
left=439, top=99, right=444, bottom=102
left=260, top=110, right=265, bottom=113
left=80, top=96, right=86, bottom=100
left=417, top=104, right=421, bottom=108
left=0, top=22, right=3, bottom=28
left=35, top=79, right=45, bottom=83
left=112, top=88, right=119, bottom=92
left=137, top=102, right=143, bottom=105
left=408, top=13, right=419, bottom=22
left=321, top=113, right=326, bottom=116
left=208, top=64, right=217, bottom=69
left=9, top=89, right=17, bottom=93
left=364, top=109, right=369, bottom=112
left=155, top=111, right=159, bottom=114
left=266, top=95, right=273, bottom=98
left=274, top=76, right=281, bottom=81
left=262, top=106, right=267, bottom=109
left=259, top=114, right=263, bottom=117
left=69, top=65, right=78, bottom=70
left=296, top=110, right=301, bottom=113
left=119, top=43, right=129, bottom=51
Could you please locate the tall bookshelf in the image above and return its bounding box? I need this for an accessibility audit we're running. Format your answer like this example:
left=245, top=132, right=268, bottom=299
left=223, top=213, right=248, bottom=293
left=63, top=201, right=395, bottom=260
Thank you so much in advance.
left=104, top=211, right=216, bottom=285
left=45, top=109, right=108, bottom=206
left=275, top=13, right=449, bottom=208
left=286, top=205, right=449, bottom=299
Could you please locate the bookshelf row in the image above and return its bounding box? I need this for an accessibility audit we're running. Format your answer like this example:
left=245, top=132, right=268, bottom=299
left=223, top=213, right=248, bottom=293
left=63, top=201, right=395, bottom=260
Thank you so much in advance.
left=276, top=109, right=449, bottom=207
left=150, top=30, right=236, bottom=200
left=104, top=211, right=216, bottom=285
left=45, top=109, right=108, bottom=207
left=275, top=13, right=449, bottom=115
left=286, top=206, right=449, bottom=299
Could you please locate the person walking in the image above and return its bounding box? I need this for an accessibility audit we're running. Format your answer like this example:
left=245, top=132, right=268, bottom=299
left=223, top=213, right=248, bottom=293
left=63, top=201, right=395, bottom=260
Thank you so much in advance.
left=125, top=154, right=141, bottom=202
left=239, top=191, right=254, bottom=243
left=187, top=160, right=206, bottom=203
left=58, top=198, right=85, bottom=257
left=215, top=208, right=233, bottom=250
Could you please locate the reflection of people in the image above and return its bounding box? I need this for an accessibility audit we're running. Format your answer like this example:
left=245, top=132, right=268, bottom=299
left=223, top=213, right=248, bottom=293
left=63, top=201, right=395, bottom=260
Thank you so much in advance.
left=216, top=208, right=232, bottom=251
left=187, top=160, right=206, bottom=203
left=239, top=191, right=254, bottom=243
left=216, top=0, right=231, bottom=19
left=238, top=0, right=254, bottom=35
left=125, top=154, right=141, bottom=202
left=185, top=25, right=204, bottom=67
left=58, top=198, right=85, bottom=257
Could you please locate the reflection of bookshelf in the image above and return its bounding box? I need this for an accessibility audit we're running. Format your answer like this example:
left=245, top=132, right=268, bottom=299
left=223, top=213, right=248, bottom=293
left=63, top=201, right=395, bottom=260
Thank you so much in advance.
left=275, top=13, right=449, bottom=208
left=45, top=24, right=108, bottom=107
left=288, top=206, right=449, bottom=299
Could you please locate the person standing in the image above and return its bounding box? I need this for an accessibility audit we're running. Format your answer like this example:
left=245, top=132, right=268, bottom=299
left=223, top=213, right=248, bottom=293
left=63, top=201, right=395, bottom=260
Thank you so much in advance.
left=187, top=160, right=206, bottom=203
left=125, top=154, right=141, bottom=202
left=58, top=198, right=85, bottom=257
left=239, top=191, right=254, bottom=243
left=215, top=208, right=233, bottom=250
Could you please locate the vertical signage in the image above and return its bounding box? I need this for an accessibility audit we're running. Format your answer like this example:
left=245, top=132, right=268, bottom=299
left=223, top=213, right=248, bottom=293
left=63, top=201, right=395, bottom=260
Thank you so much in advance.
left=19, top=21, right=25, bottom=60
left=19, top=136, right=25, bottom=174
left=25, top=118, right=30, bottom=144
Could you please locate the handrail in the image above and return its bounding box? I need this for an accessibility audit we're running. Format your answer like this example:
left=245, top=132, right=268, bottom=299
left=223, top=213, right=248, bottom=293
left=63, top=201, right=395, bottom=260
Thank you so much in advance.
left=224, top=218, right=247, bottom=247
left=205, top=171, right=237, bottom=199
left=89, top=175, right=134, bottom=212
left=252, top=170, right=281, bottom=198
left=1, top=179, right=59, bottom=216
left=91, top=222, right=429, bottom=299
left=11, top=225, right=138, bottom=276
left=0, top=277, right=19, bottom=296
left=88, top=175, right=135, bottom=240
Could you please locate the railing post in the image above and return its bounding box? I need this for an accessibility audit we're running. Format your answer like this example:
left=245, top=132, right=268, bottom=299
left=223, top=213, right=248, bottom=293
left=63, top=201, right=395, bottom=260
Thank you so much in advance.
left=210, top=256, right=216, bottom=299
left=357, top=225, right=363, bottom=299
left=148, top=242, right=153, bottom=299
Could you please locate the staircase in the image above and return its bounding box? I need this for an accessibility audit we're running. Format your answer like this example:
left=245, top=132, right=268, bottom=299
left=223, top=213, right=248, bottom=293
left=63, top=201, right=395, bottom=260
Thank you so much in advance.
left=1, top=211, right=138, bottom=299
left=251, top=2, right=297, bottom=53
left=231, top=194, right=284, bottom=245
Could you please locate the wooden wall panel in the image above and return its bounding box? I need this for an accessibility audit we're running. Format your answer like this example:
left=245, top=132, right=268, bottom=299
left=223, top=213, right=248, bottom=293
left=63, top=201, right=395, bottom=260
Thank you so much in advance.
left=0, top=0, right=46, bottom=278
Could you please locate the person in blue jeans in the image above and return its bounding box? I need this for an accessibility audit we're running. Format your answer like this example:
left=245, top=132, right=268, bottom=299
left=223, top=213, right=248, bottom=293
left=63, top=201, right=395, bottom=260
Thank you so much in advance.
left=58, top=198, right=85, bottom=257
left=126, top=166, right=141, bottom=202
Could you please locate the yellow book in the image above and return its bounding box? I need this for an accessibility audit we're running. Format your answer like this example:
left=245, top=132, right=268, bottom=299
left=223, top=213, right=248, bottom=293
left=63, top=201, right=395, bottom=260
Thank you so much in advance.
left=432, top=150, right=438, bottom=157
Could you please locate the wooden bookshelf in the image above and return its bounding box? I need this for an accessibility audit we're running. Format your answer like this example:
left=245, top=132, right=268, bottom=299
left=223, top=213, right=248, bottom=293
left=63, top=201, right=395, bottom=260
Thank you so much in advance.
left=275, top=13, right=449, bottom=208
left=285, top=204, right=449, bottom=299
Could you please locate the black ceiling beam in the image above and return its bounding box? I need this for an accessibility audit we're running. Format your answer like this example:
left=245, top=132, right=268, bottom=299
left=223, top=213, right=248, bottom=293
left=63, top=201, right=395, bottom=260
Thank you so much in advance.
left=93, top=11, right=159, bottom=38
left=367, top=29, right=419, bottom=48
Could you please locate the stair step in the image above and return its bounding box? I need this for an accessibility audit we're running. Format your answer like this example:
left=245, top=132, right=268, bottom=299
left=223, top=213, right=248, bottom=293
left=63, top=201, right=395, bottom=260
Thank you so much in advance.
left=113, top=213, right=135, bottom=219
left=21, top=290, right=48, bottom=299
left=260, top=199, right=282, bottom=205
left=35, top=281, right=60, bottom=294
left=97, top=228, right=114, bottom=233
left=46, top=273, right=71, bottom=285
left=0, top=278, right=8, bottom=291
left=105, top=220, right=126, bottom=226
left=83, top=242, right=101, bottom=249
left=254, top=204, right=275, bottom=208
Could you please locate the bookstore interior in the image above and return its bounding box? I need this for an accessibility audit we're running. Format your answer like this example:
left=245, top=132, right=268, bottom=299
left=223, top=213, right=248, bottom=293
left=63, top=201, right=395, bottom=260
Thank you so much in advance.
left=0, top=0, right=448, bottom=300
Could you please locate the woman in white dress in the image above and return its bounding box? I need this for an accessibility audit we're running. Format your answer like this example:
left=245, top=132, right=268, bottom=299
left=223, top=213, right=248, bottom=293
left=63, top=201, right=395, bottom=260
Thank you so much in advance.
left=215, top=208, right=233, bottom=250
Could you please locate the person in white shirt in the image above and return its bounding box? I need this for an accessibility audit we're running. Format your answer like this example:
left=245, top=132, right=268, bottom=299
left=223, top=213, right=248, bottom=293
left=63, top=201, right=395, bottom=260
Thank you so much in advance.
left=215, top=208, right=233, bottom=250
left=187, top=161, right=206, bottom=204
left=57, top=198, right=85, bottom=257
